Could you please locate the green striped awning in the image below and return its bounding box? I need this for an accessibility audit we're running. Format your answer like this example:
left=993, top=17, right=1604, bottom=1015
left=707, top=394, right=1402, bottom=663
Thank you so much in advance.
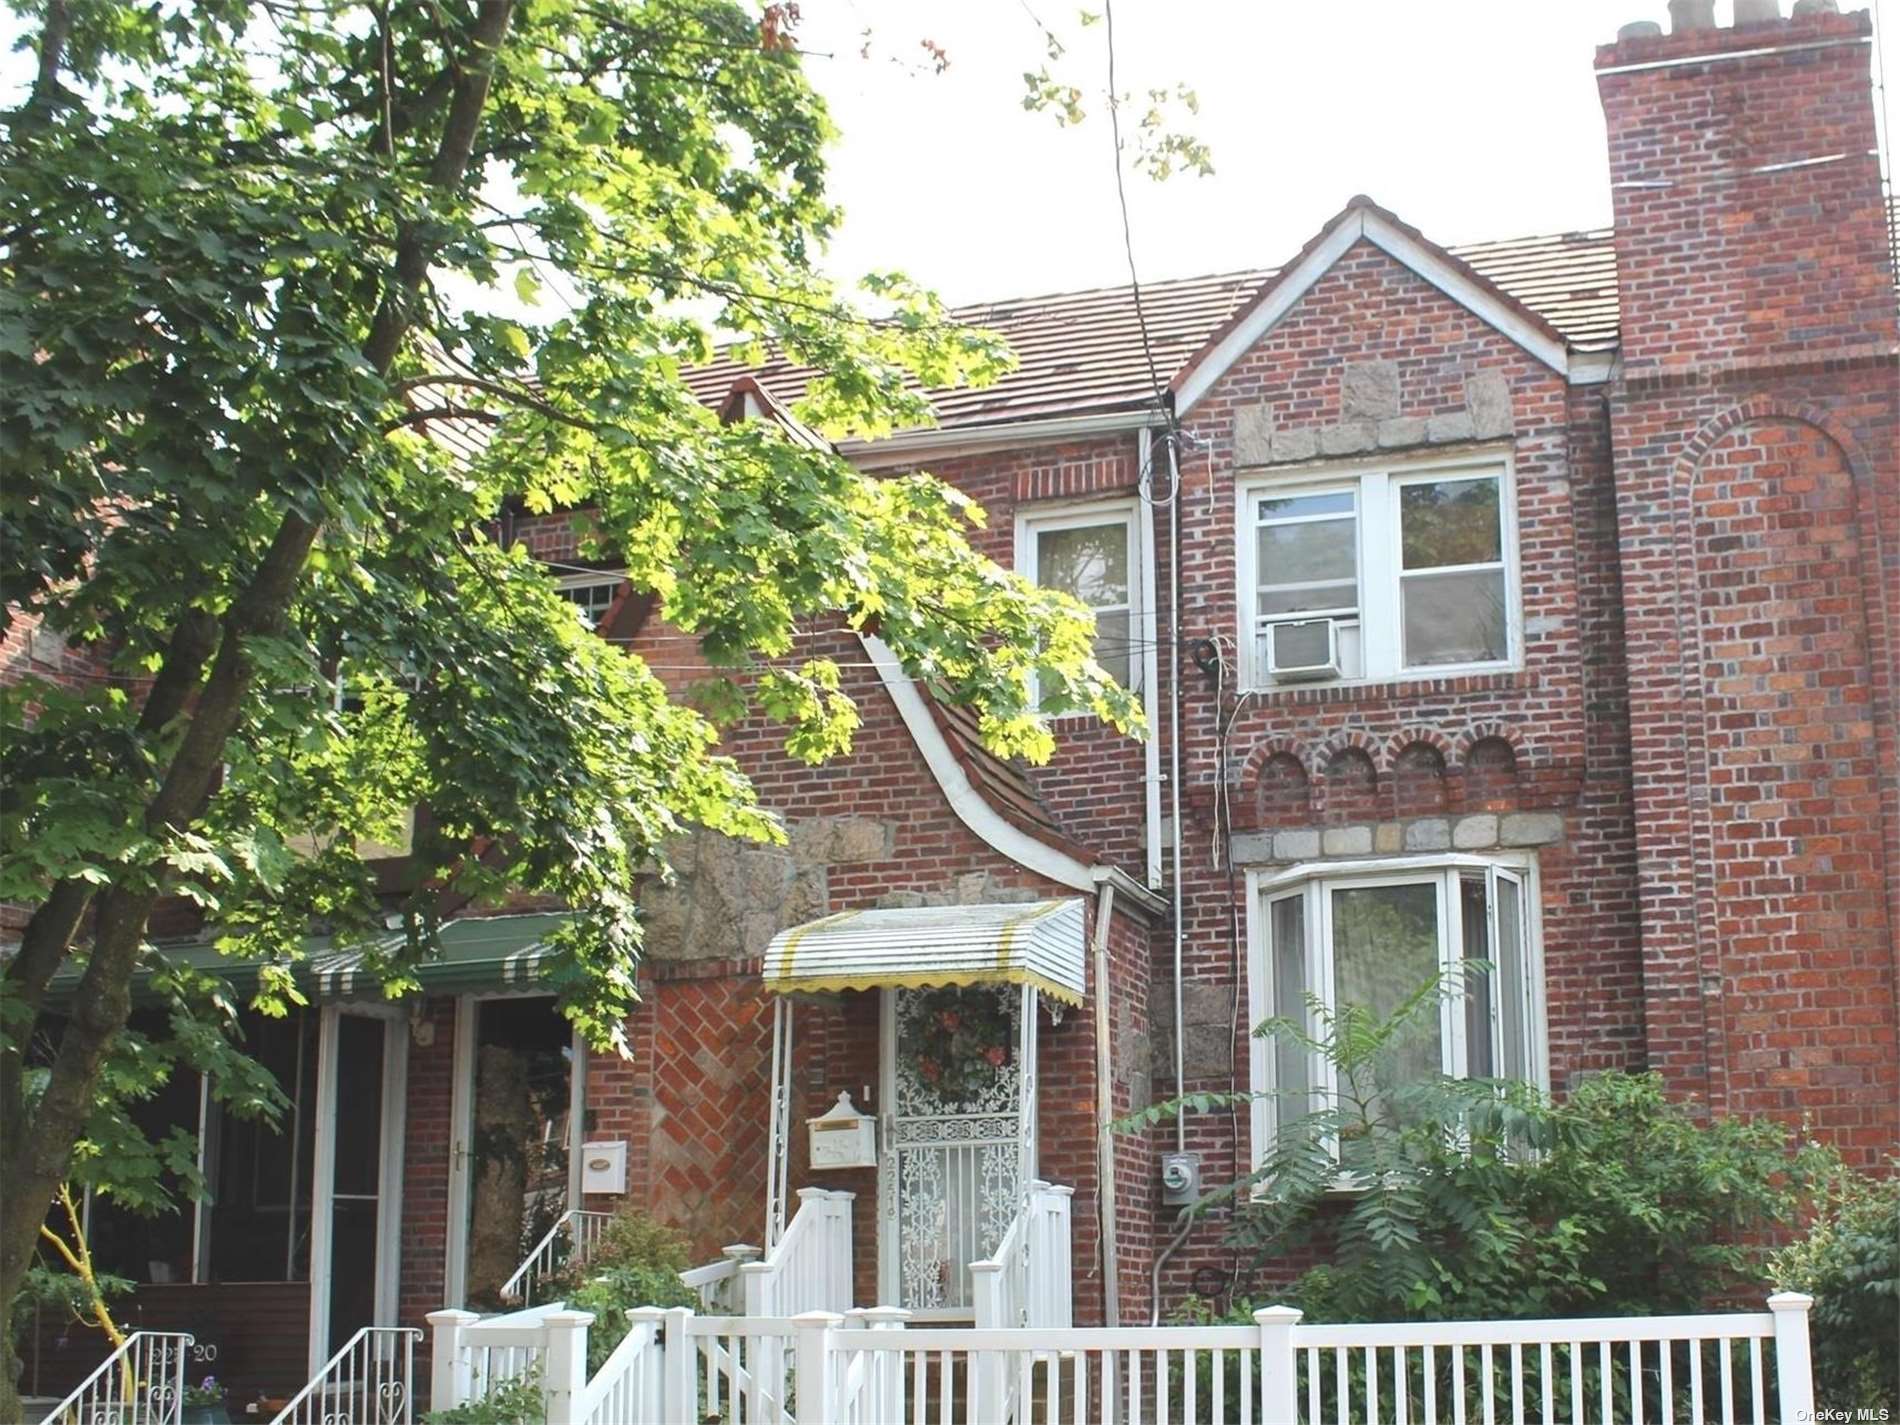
left=43, top=912, right=576, bottom=1004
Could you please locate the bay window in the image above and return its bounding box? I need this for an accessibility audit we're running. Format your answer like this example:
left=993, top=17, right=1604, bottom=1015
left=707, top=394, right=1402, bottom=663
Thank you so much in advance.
left=1241, top=458, right=1517, bottom=686
left=1249, top=857, right=1545, bottom=1161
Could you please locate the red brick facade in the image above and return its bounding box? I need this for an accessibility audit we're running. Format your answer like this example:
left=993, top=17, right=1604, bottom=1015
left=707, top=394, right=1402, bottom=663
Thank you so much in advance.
left=10, top=1, right=1896, bottom=1366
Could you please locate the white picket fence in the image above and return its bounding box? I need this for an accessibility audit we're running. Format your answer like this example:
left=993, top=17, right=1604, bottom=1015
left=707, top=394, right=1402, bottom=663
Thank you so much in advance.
left=428, top=1293, right=1816, bottom=1425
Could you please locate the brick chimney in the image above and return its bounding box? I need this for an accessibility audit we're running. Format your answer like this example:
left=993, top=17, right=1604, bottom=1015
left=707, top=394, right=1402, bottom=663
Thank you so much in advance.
left=1596, top=3, right=1897, bottom=372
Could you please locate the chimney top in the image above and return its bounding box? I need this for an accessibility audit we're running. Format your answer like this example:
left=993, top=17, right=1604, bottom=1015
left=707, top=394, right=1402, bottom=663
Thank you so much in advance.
left=1733, top=0, right=1781, bottom=22
left=1617, top=18, right=1664, bottom=38
left=1668, top=0, right=1716, bottom=30
left=1790, top=0, right=1838, bottom=13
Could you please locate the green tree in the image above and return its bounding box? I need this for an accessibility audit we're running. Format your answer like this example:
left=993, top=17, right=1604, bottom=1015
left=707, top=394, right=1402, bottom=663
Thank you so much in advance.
left=0, top=0, right=1139, bottom=1405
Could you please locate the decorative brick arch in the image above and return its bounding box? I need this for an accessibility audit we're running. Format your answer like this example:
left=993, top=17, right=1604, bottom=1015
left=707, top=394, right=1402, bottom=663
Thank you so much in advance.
left=1316, top=728, right=1387, bottom=774
left=1381, top=727, right=1455, bottom=768
left=1389, top=735, right=1451, bottom=818
left=1654, top=398, right=1897, bottom=1135
left=1451, top=721, right=1528, bottom=768
left=1238, top=737, right=1316, bottom=788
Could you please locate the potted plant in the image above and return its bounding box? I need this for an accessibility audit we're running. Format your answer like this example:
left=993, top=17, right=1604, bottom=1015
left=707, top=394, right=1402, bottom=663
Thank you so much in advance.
left=182, top=1374, right=231, bottom=1425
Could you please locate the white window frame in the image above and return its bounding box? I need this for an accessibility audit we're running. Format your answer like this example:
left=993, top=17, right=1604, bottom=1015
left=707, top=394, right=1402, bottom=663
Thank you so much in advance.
left=1237, top=451, right=1521, bottom=689
left=1244, top=853, right=1548, bottom=1173
left=1014, top=499, right=1144, bottom=702
left=554, top=569, right=626, bottom=629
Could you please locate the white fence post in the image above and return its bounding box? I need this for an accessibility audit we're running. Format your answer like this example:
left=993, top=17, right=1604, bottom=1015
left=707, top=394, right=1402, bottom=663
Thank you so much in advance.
left=1048, top=1184, right=1074, bottom=1328
left=426, top=1309, right=480, bottom=1412
left=1256, top=1305, right=1303, bottom=1424
left=792, top=1310, right=842, bottom=1425
left=829, top=1190, right=856, bottom=1312
left=1767, top=1292, right=1815, bottom=1425
left=540, top=1310, right=595, bottom=1425
left=858, top=1305, right=910, bottom=1424
left=660, top=1306, right=696, bottom=1425
left=741, top=1260, right=770, bottom=1316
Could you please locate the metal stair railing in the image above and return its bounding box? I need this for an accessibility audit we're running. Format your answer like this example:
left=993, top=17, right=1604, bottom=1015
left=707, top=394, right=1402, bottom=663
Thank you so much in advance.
left=34, top=1331, right=193, bottom=1425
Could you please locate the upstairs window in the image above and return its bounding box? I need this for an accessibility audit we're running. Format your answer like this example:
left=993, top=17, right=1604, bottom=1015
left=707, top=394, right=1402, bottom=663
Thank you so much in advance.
left=1249, top=857, right=1544, bottom=1159
left=556, top=571, right=625, bottom=630
left=1019, top=504, right=1142, bottom=695
left=1240, top=459, right=1517, bottom=687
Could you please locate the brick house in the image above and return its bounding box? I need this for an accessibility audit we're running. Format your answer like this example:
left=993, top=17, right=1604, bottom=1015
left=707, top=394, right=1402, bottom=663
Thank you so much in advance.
left=10, top=0, right=1896, bottom=1404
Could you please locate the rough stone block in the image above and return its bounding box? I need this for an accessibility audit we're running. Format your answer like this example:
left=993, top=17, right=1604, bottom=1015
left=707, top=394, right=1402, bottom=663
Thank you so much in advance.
left=1274, top=828, right=1321, bottom=860
left=1341, top=360, right=1401, bottom=420
left=1403, top=818, right=1452, bottom=851
left=1425, top=410, right=1475, bottom=444
left=1233, top=404, right=1275, bottom=466
left=1183, top=1022, right=1235, bottom=1078
left=1230, top=830, right=1276, bottom=863
left=1270, top=427, right=1318, bottom=464
left=1322, top=825, right=1373, bottom=856
left=1452, top=814, right=1499, bottom=850
left=1319, top=421, right=1377, bottom=456
left=1374, top=822, right=1405, bottom=854
left=1183, top=982, right=1237, bottom=1026
left=1465, top=370, right=1514, bottom=438
left=1378, top=417, right=1426, bottom=449
left=1501, top=812, right=1564, bottom=846
left=791, top=815, right=895, bottom=866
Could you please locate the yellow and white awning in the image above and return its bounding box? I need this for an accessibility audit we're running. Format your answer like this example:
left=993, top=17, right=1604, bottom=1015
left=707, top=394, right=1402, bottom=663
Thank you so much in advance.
left=762, top=899, right=1087, bottom=1006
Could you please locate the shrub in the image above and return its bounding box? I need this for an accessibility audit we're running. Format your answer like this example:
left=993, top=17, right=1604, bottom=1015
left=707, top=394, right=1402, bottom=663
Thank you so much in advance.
left=1771, top=1163, right=1899, bottom=1412
left=548, top=1207, right=697, bottom=1373
left=425, top=1367, right=546, bottom=1425
left=1129, top=971, right=1835, bottom=1325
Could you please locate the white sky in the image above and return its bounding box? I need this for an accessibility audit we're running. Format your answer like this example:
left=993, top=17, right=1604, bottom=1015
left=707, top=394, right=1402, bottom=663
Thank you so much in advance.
left=3, top=1, right=1892, bottom=312
left=796, top=0, right=1898, bottom=304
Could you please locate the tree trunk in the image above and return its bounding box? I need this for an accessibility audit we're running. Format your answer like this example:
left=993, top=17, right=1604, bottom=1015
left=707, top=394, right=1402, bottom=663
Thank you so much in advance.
left=0, top=8, right=515, bottom=1414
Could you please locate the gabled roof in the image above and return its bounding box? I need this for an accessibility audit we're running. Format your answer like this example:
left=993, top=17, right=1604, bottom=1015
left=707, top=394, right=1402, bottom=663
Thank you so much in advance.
left=679, top=218, right=1622, bottom=435
left=1170, top=195, right=1576, bottom=410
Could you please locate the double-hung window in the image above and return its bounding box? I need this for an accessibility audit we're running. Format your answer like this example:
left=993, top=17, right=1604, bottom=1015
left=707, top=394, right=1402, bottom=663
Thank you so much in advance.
left=1241, top=459, right=1517, bottom=686
left=1250, top=857, right=1544, bottom=1158
left=1019, top=504, right=1142, bottom=695
left=556, top=571, right=625, bottom=630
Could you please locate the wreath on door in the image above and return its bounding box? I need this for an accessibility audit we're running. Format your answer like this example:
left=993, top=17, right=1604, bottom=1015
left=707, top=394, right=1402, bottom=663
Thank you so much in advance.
left=911, top=986, right=1013, bottom=1102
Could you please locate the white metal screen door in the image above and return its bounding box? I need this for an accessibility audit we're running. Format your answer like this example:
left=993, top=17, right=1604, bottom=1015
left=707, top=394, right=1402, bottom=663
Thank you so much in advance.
left=878, top=984, right=1035, bottom=1318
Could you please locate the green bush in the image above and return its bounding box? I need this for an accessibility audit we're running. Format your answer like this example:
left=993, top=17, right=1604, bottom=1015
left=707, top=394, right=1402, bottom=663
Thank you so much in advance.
left=425, top=1367, right=546, bottom=1425
left=1130, top=971, right=1835, bottom=1325
left=1772, top=1162, right=1899, bottom=1412
left=549, top=1207, right=698, bottom=1373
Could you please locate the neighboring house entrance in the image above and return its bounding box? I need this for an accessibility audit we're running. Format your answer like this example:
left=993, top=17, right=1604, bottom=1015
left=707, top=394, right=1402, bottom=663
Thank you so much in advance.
left=445, top=993, right=586, bottom=1310
left=878, top=984, right=1036, bottom=1318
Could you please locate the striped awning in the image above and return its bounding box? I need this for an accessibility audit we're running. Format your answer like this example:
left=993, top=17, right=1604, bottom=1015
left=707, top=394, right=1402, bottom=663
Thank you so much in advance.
left=761, top=899, right=1087, bottom=1006
left=43, top=912, right=575, bottom=1004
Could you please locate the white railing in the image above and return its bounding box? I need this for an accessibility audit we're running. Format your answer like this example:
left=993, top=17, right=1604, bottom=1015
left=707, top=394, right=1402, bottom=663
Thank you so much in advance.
left=426, top=1301, right=566, bottom=1410
left=35, top=1331, right=192, bottom=1425
left=679, top=1243, right=762, bottom=1313
left=737, top=1187, right=853, bottom=1317
left=268, top=1325, right=421, bottom=1425
left=972, top=1180, right=1073, bottom=1333
left=499, top=1208, right=614, bottom=1305
left=429, top=1293, right=1816, bottom=1425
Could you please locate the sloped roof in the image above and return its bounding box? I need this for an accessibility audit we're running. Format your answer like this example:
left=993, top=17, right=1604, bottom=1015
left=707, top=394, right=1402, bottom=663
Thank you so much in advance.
left=681, top=223, right=1620, bottom=433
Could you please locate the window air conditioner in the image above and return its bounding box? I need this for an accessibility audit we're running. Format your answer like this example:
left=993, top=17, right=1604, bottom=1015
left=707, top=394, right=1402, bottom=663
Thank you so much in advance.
left=1265, top=619, right=1341, bottom=682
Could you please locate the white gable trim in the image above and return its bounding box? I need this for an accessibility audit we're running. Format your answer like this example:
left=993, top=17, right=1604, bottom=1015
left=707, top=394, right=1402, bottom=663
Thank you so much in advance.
left=1174, top=209, right=1572, bottom=415
left=858, top=632, right=1165, bottom=917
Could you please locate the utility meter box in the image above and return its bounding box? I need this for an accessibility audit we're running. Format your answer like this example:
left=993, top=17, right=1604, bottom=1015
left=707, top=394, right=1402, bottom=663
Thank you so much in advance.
left=807, top=1091, right=877, bottom=1170
left=1161, top=1150, right=1202, bottom=1207
left=580, top=1140, right=628, bottom=1195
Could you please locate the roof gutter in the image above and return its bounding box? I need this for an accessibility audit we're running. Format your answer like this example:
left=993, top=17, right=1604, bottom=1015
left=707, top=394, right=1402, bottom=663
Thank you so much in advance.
left=838, top=407, right=1158, bottom=468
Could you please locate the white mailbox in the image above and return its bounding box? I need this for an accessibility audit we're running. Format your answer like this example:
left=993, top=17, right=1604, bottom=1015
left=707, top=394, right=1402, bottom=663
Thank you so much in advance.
left=806, top=1092, right=877, bottom=1170
left=580, top=1139, right=628, bottom=1195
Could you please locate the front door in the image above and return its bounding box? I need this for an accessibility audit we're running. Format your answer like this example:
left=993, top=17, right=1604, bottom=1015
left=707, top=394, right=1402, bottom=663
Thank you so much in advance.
left=878, top=985, right=1034, bottom=1318
left=307, top=1006, right=408, bottom=1372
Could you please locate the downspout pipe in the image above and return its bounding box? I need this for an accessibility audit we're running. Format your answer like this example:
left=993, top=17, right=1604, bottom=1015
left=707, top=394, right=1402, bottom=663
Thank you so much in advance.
left=1091, top=881, right=1121, bottom=1327
left=1153, top=417, right=1192, bottom=1324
